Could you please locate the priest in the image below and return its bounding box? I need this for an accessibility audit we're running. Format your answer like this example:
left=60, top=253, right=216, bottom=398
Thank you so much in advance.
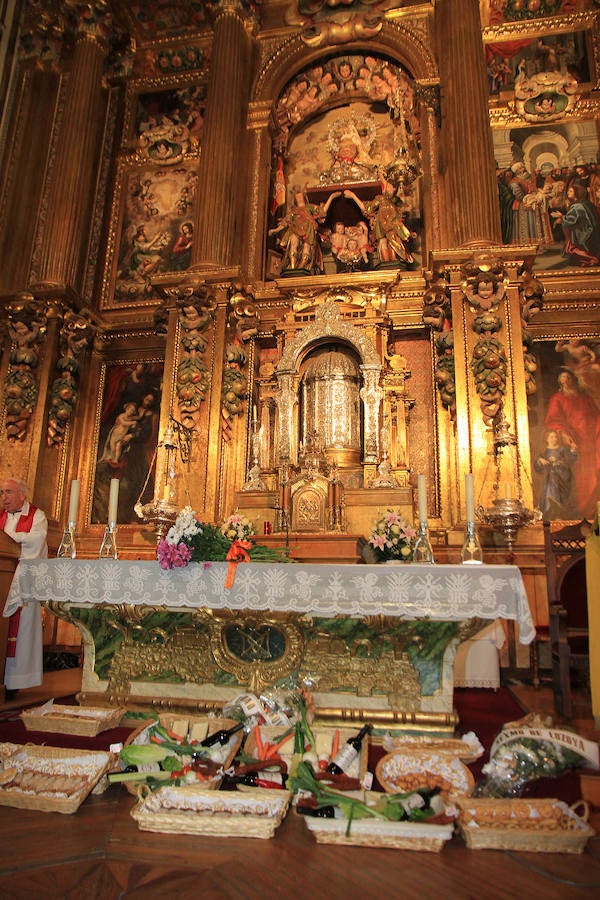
left=0, top=478, right=48, bottom=700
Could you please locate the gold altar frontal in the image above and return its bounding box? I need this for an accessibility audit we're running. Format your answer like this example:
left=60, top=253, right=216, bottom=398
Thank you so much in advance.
left=68, top=603, right=467, bottom=733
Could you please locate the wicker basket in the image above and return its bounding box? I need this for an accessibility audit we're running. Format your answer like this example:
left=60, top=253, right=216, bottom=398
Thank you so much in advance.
left=131, top=784, right=292, bottom=838
left=20, top=703, right=125, bottom=737
left=0, top=744, right=114, bottom=814
left=381, top=733, right=484, bottom=764
left=245, top=724, right=368, bottom=782
left=456, top=798, right=595, bottom=853
left=121, top=715, right=244, bottom=795
left=376, top=748, right=474, bottom=798
left=301, top=813, right=454, bottom=851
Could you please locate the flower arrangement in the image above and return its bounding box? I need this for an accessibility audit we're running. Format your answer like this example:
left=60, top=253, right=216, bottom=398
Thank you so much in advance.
left=157, top=506, right=231, bottom=570
left=157, top=506, right=289, bottom=570
left=220, top=513, right=255, bottom=543
left=367, top=509, right=416, bottom=562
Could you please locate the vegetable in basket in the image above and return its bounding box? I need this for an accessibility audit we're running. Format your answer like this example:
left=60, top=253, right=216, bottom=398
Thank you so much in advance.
left=292, top=761, right=449, bottom=836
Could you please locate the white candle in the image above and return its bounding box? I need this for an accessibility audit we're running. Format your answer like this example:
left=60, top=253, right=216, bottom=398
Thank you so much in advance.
left=252, top=404, right=257, bottom=423
left=417, top=474, right=427, bottom=523
left=465, top=473, right=474, bottom=524
left=504, top=482, right=512, bottom=500
left=108, top=478, right=119, bottom=523
left=68, top=479, right=79, bottom=524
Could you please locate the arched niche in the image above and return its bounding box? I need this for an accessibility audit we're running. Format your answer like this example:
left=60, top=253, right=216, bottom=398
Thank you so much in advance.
left=275, top=299, right=382, bottom=468
left=243, top=22, right=441, bottom=279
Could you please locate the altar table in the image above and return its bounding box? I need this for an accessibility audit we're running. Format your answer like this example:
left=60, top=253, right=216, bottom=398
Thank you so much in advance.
left=6, top=560, right=534, bottom=729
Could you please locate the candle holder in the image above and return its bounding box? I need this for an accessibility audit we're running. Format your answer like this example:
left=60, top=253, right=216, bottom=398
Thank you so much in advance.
left=461, top=521, right=483, bottom=565
left=56, top=523, right=77, bottom=559
left=242, top=420, right=266, bottom=491
left=99, top=523, right=118, bottom=559
left=413, top=520, right=435, bottom=564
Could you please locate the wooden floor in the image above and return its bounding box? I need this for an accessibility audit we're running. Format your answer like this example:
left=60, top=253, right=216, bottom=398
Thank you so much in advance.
left=1, top=672, right=600, bottom=900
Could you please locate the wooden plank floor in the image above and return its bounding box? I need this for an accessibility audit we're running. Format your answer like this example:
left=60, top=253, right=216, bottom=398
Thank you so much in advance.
left=1, top=672, right=600, bottom=899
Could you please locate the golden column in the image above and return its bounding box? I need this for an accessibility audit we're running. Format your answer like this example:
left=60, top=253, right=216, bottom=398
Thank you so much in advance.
left=436, top=0, right=501, bottom=247
left=31, top=15, right=109, bottom=295
left=191, top=0, right=253, bottom=272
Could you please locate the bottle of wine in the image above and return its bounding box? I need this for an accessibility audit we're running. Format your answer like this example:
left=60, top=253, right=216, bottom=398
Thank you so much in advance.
left=297, top=803, right=336, bottom=818
left=199, top=721, right=245, bottom=748
left=326, top=723, right=372, bottom=775
left=227, top=770, right=288, bottom=789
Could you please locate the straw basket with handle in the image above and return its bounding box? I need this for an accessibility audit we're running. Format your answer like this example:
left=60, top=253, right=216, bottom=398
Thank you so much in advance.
left=456, top=797, right=595, bottom=853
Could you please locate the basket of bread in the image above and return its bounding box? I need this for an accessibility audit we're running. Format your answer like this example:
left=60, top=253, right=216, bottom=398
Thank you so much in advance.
left=0, top=743, right=114, bottom=814
left=20, top=700, right=125, bottom=737
left=131, top=784, right=292, bottom=838
left=455, top=797, right=595, bottom=853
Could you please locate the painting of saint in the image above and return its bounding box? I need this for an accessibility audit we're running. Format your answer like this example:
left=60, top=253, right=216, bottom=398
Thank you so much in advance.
left=529, top=340, right=600, bottom=521
left=92, top=362, right=163, bottom=524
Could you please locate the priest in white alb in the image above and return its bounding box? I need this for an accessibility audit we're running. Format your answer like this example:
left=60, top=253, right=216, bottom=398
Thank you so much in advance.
left=1, top=478, right=48, bottom=699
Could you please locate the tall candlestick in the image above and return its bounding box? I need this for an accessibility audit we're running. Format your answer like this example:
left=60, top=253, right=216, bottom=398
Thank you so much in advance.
left=504, top=481, right=512, bottom=501
left=417, top=474, right=427, bottom=523
left=465, top=472, right=474, bottom=523
left=108, top=478, right=119, bottom=523
left=68, top=479, right=79, bottom=523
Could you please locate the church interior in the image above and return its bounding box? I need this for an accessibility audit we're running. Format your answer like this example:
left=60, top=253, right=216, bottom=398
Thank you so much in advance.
left=0, top=0, right=599, bottom=892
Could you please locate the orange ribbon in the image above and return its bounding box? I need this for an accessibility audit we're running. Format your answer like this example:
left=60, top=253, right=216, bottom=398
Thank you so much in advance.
left=224, top=539, right=252, bottom=588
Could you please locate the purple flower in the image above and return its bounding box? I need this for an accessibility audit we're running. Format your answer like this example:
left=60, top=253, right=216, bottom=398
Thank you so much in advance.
left=157, top=540, right=192, bottom=570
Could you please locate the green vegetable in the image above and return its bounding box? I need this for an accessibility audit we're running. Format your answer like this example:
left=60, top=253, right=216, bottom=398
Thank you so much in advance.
left=291, top=762, right=442, bottom=836
left=291, top=761, right=386, bottom=835
left=119, top=744, right=175, bottom=767
left=160, top=755, right=186, bottom=772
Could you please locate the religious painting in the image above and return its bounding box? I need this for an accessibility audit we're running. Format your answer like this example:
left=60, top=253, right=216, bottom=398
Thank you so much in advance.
left=134, top=84, right=206, bottom=150
left=528, top=338, right=600, bottom=521
left=91, top=361, right=164, bottom=525
left=113, top=162, right=199, bottom=301
left=480, top=0, right=578, bottom=28
left=493, top=120, right=600, bottom=271
left=485, top=29, right=591, bottom=97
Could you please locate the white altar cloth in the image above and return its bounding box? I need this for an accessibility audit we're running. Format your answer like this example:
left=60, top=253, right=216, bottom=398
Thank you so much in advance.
left=6, top=559, right=535, bottom=644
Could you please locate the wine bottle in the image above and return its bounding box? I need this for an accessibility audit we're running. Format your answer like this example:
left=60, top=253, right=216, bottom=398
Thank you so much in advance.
left=227, top=771, right=288, bottom=789
left=297, top=803, right=336, bottom=818
left=326, top=723, right=372, bottom=775
left=199, top=721, right=245, bottom=748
